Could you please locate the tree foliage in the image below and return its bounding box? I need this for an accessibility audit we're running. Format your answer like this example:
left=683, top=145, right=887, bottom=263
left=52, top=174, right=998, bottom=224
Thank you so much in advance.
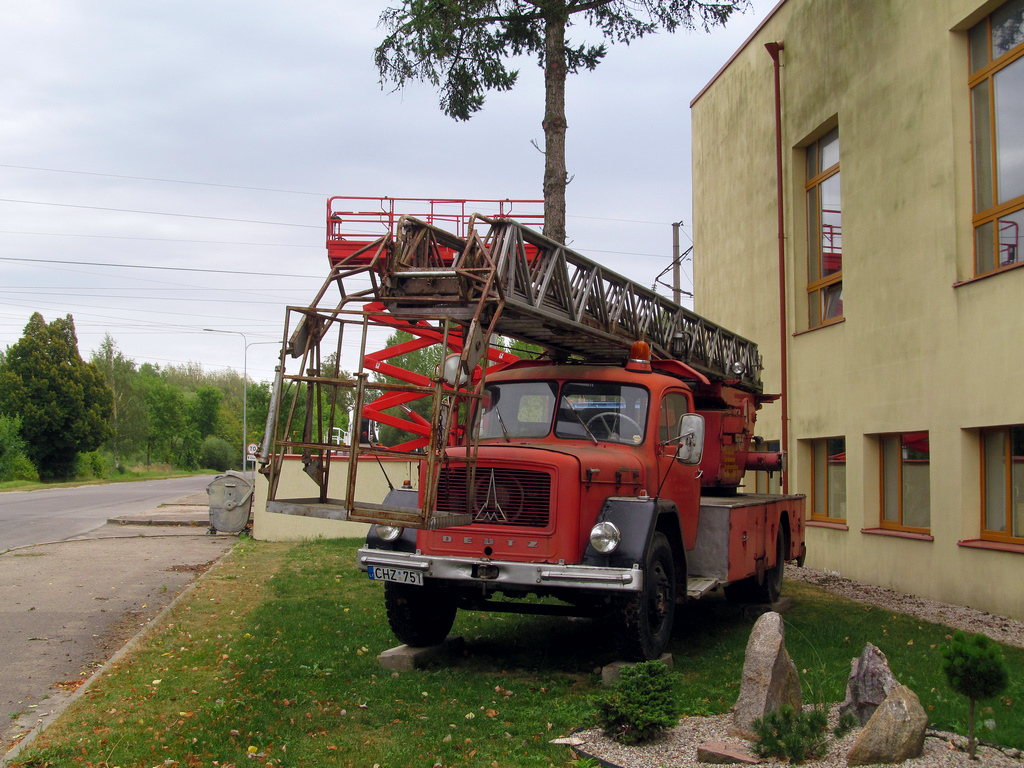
left=91, top=334, right=149, bottom=468
left=376, top=0, right=747, bottom=243
left=0, top=314, right=113, bottom=480
left=0, top=413, right=38, bottom=482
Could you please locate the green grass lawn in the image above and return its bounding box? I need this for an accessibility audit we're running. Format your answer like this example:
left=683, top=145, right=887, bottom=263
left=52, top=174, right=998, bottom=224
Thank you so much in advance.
left=11, top=538, right=1023, bottom=767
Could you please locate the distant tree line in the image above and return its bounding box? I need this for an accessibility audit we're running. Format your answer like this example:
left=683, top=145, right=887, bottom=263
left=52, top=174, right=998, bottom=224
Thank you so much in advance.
left=0, top=313, right=273, bottom=483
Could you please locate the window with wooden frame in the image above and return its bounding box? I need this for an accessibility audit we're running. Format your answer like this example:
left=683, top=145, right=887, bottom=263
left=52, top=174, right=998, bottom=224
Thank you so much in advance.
left=811, top=436, right=846, bottom=522
left=981, top=425, right=1024, bottom=543
left=806, top=128, right=842, bottom=327
left=880, top=431, right=931, bottom=532
left=969, top=0, right=1024, bottom=275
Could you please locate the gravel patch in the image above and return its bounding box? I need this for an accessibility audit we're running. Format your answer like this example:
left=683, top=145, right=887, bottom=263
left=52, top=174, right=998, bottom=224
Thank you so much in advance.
left=786, top=566, right=1024, bottom=650
left=568, top=566, right=1024, bottom=768
left=573, top=707, right=1022, bottom=767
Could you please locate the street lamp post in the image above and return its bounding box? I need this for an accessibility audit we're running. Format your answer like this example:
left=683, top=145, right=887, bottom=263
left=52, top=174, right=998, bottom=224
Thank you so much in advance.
left=204, top=328, right=248, bottom=476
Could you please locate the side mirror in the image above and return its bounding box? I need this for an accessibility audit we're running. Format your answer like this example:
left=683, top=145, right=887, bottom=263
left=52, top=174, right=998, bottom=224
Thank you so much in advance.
left=675, top=413, right=705, bottom=465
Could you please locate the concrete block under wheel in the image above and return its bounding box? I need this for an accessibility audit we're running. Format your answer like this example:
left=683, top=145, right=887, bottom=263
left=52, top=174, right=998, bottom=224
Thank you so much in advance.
left=378, top=636, right=466, bottom=671
left=601, top=653, right=674, bottom=686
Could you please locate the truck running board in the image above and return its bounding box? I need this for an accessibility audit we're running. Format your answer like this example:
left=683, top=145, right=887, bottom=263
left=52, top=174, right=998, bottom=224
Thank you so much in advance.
left=686, top=576, right=720, bottom=600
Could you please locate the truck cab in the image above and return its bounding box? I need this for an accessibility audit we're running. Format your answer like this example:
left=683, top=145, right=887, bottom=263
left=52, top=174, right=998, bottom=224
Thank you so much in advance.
left=359, top=348, right=801, bottom=660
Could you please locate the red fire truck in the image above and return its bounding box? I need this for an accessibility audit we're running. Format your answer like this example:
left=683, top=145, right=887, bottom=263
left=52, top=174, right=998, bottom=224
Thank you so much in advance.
left=260, top=200, right=805, bottom=661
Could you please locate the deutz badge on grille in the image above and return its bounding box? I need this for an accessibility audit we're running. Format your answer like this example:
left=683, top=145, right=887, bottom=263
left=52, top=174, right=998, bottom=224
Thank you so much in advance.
left=474, top=470, right=507, bottom=522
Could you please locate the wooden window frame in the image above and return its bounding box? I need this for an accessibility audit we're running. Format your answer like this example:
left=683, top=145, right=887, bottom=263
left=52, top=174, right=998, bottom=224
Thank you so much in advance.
left=805, top=129, right=843, bottom=328
left=969, top=1, right=1024, bottom=276
left=810, top=436, right=846, bottom=523
left=879, top=431, right=931, bottom=535
left=980, top=424, right=1024, bottom=545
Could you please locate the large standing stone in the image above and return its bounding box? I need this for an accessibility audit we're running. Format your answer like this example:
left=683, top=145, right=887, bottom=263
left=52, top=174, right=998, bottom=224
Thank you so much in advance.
left=729, top=611, right=803, bottom=739
left=846, top=685, right=928, bottom=766
left=840, top=642, right=900, bottom=725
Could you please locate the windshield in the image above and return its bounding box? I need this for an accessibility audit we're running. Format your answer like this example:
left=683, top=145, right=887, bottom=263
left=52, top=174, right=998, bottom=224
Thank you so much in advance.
left=479, top=381, right=558, bottom=439
left=478, top=379, right=649, bottom=445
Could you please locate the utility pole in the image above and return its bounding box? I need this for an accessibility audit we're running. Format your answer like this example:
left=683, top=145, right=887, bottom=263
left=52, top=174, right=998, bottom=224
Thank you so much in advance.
left=672, top=221, right=682, bottom=305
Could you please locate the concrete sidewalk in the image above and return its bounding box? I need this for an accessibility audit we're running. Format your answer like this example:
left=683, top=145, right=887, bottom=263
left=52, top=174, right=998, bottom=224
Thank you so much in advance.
left=1, top=494, right=242, bottom=761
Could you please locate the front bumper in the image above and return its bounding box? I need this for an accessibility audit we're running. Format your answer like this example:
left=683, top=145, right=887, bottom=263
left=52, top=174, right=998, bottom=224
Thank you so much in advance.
left=357, top=547, right=644, bottom=593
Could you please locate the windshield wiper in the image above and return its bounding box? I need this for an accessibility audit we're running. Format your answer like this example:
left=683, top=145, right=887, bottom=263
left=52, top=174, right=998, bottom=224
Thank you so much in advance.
left=494, top=405, right=511, bottom=442
left=561, top=396, right=598, bottom=445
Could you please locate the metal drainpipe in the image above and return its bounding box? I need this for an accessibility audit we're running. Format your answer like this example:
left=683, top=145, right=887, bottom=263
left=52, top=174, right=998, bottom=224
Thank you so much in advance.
left=765, top=40, right=789, bottom=494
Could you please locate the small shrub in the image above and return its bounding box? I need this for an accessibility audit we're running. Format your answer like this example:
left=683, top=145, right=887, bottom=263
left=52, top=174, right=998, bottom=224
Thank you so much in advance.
left=199, top=436, right=238, bottom=472
left=0, top=413, right=36, bottom=481
left=941, top=630, right=1010, bottom=759
left=594, top=660, right=679, bottom=745
left=751, top=705, right=829, bottom=764
left=833, top=710, right=858, bottom=739
left=5, top=452, right=38, bottom=482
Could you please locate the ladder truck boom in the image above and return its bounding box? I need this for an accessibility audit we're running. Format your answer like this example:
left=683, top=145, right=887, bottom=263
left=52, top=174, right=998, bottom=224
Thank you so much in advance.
left=382, top=215, right=764, bottom=391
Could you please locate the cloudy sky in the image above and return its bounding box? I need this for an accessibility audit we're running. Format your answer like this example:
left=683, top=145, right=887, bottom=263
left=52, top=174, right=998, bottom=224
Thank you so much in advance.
left=0, top=0, right=777, bottom=384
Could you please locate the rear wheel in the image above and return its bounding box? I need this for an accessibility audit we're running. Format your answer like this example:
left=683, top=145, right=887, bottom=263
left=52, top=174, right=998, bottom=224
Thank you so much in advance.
left=617, top=533, right=676, bottom=661
left=384, top=580, right=458, bottom=647
left=724, top=528, right=786, bottom=605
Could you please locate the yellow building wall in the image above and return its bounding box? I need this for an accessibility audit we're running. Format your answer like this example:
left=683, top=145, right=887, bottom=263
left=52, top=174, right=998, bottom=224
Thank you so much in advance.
left=692, top=0, right=1024, bottom=619
left=252, top=456, right=416, bottom=541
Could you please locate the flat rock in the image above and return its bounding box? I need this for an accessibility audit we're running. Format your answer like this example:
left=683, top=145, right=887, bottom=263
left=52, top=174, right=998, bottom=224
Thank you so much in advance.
left=601, top=653, right=674, bottom=686
left=696, top=740, right=759, bottom=764
left=377, top=636, right=466, bottom=671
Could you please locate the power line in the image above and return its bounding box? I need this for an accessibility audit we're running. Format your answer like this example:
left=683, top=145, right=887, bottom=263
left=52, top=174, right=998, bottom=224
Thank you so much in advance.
left=0, top=229, right=320, bottom=248
left=0, top=255, right=323, bottom=278
left=0, top=163, right=329, bottom=197
left=0, top=198, right=321, bottom=229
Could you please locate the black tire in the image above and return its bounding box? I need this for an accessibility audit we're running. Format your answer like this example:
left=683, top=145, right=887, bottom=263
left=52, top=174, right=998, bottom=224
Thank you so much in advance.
left=724, top=528, right=786, bottom=605
left=384, top=580, right=458, bottom=647
left=617, top=533, right=676, bottom=661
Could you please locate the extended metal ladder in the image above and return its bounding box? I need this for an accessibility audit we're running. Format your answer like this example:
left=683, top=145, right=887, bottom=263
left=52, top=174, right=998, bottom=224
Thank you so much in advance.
left=383, top=215, right=762, bottom=391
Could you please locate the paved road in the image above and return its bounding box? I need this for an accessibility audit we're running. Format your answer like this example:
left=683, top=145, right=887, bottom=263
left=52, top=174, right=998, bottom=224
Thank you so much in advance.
left=0, top=533, right=236, bottom=756
left=0, top=475, right=213, bottom=551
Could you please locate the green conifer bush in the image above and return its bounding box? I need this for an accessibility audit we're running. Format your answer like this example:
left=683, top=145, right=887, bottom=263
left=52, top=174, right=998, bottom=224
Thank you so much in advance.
left=595, top=660, right=680, bottom=745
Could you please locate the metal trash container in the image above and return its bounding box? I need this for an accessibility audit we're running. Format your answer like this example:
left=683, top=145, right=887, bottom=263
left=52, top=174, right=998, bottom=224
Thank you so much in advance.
left=206, top=470, right=253, bottom=533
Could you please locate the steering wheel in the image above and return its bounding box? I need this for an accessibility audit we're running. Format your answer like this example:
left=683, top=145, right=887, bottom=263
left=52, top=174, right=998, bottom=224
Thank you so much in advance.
left=585, top=412, right=642, bottom=440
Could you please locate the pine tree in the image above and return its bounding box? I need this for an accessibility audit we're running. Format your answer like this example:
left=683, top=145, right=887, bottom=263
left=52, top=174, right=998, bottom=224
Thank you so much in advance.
left=941, top=630, right=1010, bottom=759
left=0, top=314, right=112, bottom=480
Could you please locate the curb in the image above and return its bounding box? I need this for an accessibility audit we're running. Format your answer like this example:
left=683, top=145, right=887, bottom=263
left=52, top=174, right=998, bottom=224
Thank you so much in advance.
left=0, top=541, right=239, bottom=766
left=106, top=517, right=209, bottom=527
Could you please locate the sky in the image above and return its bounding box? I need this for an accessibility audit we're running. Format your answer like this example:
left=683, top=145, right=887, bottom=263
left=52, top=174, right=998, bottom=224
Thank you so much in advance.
left=0, top=0, right=778, bottom=385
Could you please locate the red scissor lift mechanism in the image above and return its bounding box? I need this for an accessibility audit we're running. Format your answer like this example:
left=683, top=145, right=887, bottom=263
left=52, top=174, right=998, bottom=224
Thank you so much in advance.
left=328, top=197, right=543, bottom=451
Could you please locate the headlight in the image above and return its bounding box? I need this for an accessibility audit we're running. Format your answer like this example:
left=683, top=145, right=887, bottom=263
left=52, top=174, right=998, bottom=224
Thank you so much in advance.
left=589, top=521, right=621, bottom=554
left=375, top=524, right=403, bottom=542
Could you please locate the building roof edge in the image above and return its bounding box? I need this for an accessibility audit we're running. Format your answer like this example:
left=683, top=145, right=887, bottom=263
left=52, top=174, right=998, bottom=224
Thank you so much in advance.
left=689, top=0, right=789, bottom=109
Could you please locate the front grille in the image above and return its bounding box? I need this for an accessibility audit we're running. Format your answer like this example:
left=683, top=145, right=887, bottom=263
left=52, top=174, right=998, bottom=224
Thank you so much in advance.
left=435, top=466, right=551, bottom=528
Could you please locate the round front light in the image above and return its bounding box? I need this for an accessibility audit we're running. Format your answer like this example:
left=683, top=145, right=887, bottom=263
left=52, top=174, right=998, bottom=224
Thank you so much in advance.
left=589, top=521, right=621, bottom=554
left=375, top=524, right=403, bottom=542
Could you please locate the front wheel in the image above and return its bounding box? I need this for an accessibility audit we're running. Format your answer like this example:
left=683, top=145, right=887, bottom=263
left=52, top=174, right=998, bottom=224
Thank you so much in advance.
left=384, top=580, right=458, bottom=647
left=617, top=533, right=677, bottom=661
